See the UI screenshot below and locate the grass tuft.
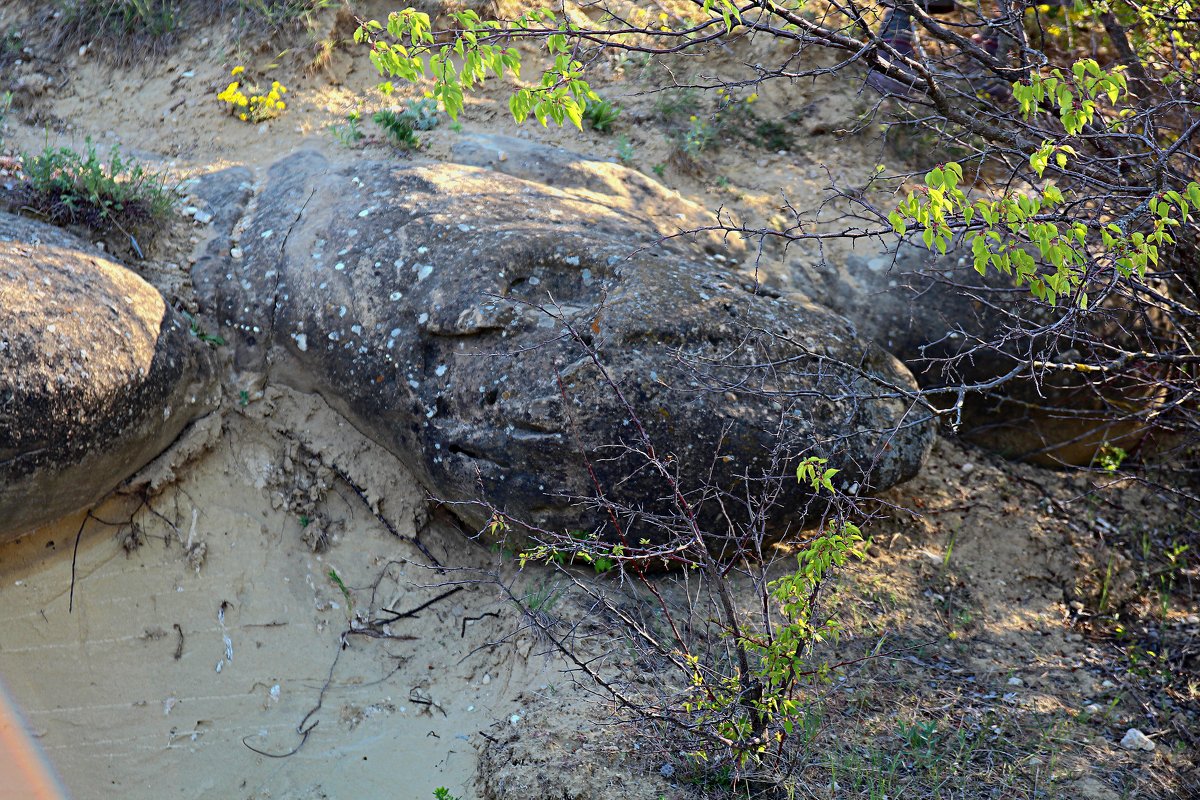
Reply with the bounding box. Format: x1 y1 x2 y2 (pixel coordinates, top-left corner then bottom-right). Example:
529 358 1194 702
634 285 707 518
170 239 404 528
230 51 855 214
373 98 441 150
9 139 175 254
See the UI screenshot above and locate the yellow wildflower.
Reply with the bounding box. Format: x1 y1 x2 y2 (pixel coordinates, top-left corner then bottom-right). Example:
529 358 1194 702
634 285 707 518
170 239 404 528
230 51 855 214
238 112 248 121
746 93 758 104
231 65 245 76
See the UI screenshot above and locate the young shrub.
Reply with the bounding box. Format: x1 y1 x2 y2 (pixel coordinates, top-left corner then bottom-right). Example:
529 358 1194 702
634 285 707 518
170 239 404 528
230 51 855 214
583 97 621 133
12 138 175 254
329 110 365 147
373 98 441 149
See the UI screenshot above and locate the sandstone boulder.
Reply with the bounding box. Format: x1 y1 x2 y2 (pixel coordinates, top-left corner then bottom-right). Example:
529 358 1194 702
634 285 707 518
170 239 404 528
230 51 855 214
806 241 1159 464
448 132 747 261
0 213 220 541
196 151 934 548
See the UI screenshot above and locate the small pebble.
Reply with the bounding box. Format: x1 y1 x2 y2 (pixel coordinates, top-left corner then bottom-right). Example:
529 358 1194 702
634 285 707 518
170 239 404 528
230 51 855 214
1120 728 1155 751
1007 676 1023 687
961 462 975 473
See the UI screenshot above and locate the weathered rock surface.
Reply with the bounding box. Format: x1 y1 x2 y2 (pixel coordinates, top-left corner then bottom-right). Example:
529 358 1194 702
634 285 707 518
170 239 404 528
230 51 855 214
196 150 934 548
448 132 748 264
0 212 220 541
804 241 1158 464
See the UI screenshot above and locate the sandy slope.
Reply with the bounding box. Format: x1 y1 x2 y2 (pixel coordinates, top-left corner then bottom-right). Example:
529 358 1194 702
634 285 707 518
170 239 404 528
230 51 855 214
0 386 571 799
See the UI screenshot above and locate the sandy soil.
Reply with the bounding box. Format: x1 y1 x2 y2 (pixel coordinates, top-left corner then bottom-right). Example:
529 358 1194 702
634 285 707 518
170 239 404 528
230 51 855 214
0 2 1196 799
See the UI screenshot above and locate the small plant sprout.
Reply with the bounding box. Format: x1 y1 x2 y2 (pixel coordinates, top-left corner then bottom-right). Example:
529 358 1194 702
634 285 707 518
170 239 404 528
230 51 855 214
328 568 353 610
183 312 225 347
582 97 621 132
330 110 364 147
615 135 635 165
521 578 563 614
1097 443 1128 473
373 98 441 149
679 114 716 156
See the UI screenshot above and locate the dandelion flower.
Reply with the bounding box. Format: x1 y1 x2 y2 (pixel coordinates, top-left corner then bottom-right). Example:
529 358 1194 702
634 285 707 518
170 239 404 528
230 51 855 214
231 66 245 76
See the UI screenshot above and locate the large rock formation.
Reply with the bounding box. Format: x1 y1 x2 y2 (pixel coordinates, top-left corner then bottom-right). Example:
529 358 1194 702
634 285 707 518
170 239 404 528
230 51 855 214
0 213 220 541
196 149 934 548
806 241 1160 464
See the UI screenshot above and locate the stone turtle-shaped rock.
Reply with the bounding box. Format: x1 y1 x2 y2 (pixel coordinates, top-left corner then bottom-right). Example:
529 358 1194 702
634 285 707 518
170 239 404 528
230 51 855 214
0 212 219 541
448 133 749 261
805 240 1161 465
198 151 934 549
